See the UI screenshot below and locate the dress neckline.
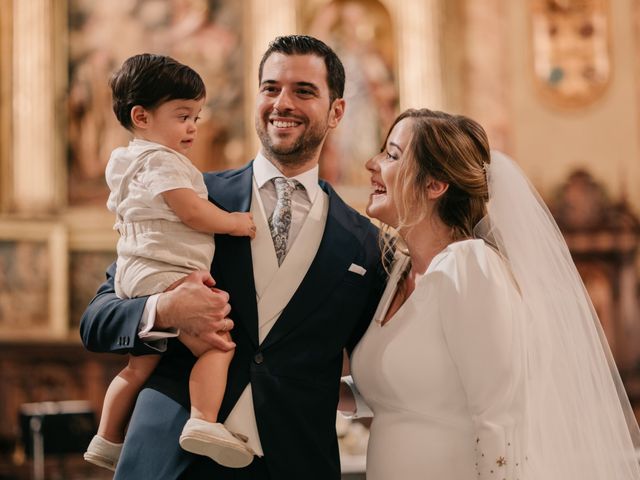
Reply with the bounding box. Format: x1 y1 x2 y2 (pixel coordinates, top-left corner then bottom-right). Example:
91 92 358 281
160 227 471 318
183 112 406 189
374 253 413 328
375 239 480 328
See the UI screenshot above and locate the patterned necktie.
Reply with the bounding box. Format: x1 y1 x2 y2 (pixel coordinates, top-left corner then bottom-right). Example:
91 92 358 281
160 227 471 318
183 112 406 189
269 177 300 266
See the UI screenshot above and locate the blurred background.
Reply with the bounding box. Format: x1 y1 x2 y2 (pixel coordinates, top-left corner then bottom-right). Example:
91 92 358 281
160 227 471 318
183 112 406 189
1 0 640 478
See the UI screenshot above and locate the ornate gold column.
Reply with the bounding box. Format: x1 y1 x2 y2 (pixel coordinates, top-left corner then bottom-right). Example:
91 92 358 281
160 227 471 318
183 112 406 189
391 0 444 111
10 0 66 215
0 0 12 213
244 0 297 156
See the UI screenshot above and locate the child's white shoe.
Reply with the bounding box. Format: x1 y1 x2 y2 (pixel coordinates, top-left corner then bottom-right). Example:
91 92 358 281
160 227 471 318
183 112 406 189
179 418 254 468
83 435 122 471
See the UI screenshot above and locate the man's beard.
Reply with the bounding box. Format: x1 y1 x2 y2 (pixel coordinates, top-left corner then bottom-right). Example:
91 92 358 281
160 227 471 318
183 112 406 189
256 116 328 167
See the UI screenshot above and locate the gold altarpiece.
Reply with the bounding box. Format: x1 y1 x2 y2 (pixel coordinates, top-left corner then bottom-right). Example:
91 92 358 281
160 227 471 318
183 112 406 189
0 0 445 341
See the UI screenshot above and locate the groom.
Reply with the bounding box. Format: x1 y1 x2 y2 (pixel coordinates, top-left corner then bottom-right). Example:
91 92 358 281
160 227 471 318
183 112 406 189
80 35 385 479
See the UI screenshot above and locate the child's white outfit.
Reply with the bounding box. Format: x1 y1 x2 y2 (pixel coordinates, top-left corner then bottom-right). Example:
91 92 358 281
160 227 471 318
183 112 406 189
85 139 253 470
105 139 215 298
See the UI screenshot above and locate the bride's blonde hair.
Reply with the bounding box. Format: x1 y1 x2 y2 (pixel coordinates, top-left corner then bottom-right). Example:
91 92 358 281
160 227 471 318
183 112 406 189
380 109 491 263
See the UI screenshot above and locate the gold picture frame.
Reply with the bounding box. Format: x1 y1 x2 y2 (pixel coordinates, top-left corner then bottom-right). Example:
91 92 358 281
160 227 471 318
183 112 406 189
0 220 68 340
529 0 612 109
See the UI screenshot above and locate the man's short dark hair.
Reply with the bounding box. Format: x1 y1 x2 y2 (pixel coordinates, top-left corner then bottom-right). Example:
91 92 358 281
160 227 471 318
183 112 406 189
258 35 345 104
109 53 206 130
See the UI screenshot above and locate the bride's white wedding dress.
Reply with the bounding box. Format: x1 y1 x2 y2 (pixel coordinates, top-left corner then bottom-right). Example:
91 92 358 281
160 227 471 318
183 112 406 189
350 239 525 480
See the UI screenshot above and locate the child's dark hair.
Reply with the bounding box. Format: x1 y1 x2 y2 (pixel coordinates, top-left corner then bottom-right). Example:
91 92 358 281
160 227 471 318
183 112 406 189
109 53 206 130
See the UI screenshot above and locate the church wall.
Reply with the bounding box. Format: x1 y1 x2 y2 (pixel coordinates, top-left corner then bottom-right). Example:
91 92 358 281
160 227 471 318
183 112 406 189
506 0 640 209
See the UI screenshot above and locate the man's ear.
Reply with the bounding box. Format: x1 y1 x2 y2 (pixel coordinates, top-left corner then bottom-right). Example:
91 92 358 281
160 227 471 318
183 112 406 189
426 178 449 200
131 105 149 130
328 98 345 129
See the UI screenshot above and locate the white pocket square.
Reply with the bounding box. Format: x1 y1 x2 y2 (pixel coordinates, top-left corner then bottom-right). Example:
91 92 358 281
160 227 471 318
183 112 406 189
348 263 367 276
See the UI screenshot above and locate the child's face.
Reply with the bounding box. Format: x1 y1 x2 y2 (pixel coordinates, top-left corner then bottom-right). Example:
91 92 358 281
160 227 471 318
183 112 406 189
135 98 205 155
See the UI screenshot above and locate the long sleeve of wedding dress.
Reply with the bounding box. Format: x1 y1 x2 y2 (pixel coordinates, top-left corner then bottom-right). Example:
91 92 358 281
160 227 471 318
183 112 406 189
438 242 525 479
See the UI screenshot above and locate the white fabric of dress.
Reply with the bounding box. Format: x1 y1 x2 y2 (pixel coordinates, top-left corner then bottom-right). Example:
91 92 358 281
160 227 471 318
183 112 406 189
350 239 526 480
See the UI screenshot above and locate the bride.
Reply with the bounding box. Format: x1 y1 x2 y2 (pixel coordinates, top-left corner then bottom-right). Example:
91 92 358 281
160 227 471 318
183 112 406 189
340 108 640 479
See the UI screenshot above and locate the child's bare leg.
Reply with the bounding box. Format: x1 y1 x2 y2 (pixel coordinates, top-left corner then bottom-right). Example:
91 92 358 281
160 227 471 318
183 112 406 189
179 333 253 467
180 332 234 422
97 354 161 442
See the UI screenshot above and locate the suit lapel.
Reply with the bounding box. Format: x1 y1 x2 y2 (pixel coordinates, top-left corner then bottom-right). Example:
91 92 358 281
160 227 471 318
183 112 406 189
249 182 279 299
203 164 253 213
260 184 363 351
206 164 259 348
256 188 327 343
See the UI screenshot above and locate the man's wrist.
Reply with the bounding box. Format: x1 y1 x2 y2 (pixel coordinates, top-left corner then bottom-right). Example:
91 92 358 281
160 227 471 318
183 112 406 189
138 293 178 351
154 291 173 331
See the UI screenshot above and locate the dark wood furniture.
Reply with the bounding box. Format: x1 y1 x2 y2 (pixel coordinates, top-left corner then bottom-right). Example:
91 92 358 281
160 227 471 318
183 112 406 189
0 341 126 479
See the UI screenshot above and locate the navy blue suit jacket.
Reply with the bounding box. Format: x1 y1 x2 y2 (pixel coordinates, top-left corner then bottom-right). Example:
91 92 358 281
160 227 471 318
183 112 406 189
80 162 385 479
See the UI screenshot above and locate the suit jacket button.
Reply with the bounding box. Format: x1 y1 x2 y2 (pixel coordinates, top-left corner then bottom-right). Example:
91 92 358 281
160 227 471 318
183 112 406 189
254 353 264 365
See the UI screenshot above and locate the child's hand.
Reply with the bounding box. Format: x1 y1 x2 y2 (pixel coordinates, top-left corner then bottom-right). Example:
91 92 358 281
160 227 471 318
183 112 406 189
230 212 256 238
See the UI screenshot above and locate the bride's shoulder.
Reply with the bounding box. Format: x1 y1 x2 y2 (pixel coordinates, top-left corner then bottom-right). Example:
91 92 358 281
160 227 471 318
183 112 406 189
426 239 514 294
429 238 497 273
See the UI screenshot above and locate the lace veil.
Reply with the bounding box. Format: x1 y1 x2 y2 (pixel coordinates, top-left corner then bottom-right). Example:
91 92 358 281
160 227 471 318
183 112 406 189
474 151 640 479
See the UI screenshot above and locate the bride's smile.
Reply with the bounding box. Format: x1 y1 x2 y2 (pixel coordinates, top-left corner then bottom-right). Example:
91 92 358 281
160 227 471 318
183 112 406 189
365 118 413 228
